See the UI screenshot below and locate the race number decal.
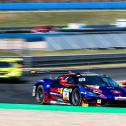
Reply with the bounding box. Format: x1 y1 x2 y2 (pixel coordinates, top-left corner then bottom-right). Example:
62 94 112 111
63 88 69 100
78 78 86 82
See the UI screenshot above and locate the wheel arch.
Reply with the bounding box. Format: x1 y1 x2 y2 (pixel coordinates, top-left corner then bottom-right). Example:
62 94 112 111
33 81 44 97
71 86 81 93
34 79 54 96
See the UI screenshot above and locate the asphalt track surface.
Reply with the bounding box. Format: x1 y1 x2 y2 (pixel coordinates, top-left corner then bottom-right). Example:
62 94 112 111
0 67 126 105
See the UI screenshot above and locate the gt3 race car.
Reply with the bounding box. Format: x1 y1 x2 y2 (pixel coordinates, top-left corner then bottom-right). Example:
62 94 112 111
0 58 25 80
32 72 126 106
31 26 63 33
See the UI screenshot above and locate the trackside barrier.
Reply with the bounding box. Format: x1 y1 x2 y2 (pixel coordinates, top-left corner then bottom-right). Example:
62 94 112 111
1 2 126 10
29 53 126 67
1 53 126 67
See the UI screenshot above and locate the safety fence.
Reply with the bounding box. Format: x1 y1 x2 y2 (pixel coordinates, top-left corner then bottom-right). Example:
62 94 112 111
0 31 126 50
29 53 126 67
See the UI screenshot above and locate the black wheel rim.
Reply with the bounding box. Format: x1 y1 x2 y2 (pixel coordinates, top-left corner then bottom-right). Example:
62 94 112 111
72 90 81 106
36 86 44 103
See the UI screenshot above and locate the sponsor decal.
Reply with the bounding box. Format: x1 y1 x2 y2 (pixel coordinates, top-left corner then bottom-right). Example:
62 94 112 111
50 92 62 96
46 85 50 88
110 90 121 95
78 77 86 82
32 86 36 96
97 99 102 104
69 89 72 93
50 88 63 94
63 88 70 101
115 97 126 101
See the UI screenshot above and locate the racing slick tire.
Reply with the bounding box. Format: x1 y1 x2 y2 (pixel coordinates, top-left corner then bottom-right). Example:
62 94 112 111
36 85 45 104
71 88 82 106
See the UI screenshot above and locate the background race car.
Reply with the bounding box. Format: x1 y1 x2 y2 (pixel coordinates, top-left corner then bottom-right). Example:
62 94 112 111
0 58 25 80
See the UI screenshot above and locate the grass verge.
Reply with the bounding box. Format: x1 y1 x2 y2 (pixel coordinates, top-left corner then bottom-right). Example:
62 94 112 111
0 10 126 27
0 49 126 56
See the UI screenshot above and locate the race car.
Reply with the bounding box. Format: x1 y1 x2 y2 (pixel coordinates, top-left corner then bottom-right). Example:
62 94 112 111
0 58 25 80
32 72 126 106
31 26 53 33
31 25 64 33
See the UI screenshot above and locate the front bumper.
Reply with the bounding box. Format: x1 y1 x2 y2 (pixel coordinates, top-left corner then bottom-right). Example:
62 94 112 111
104 97 126 106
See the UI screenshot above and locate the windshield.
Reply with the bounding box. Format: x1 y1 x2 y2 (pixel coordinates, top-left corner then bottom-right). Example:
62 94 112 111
78 76 118 87
101 77 118 87
0 62 11 68
78 76 102 86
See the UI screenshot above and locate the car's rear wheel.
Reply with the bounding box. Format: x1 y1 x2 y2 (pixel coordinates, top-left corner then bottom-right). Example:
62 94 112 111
36 85 45 104
71 88 82 106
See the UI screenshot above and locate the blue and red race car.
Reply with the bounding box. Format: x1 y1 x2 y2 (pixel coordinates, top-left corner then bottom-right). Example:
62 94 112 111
32 72 126 106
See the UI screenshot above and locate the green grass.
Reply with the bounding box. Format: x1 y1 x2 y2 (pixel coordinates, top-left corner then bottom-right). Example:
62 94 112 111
0 49 126 56
29 49 126 55
27 49 126 56
0 10 126 27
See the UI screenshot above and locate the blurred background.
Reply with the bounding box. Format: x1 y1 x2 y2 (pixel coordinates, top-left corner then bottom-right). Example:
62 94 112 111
0 0 126 68
0 1 126 56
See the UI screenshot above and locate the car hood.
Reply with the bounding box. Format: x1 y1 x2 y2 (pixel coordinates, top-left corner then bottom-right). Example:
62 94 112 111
100 86 126 96
86 85 126 97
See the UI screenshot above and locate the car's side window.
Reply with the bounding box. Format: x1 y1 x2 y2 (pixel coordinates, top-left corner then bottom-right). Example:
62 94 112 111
65 75 75 84
0 62 11 68
82 76 102 85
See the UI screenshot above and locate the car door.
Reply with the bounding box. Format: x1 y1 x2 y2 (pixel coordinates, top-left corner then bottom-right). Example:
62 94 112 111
61 75 76 102
49 79 64 102
49 75 76 102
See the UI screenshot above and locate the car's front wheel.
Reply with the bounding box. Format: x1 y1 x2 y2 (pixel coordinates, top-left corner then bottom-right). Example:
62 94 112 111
36 85 45 104
71 88 82 106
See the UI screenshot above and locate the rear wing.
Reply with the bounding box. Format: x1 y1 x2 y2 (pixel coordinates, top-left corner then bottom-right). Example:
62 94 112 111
29 69 77 79
30 69 97 79
30 69 96 75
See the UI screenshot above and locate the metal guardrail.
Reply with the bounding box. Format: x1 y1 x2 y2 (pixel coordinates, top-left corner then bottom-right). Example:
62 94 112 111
1 25 126 34
1 53 126 67
22 53 126 67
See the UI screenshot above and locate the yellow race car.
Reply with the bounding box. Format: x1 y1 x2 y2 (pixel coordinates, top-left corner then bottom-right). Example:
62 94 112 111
0 58 24 80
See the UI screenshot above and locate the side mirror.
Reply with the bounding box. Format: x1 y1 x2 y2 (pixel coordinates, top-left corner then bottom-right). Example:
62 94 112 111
122 81 126 85
60 80 68 83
